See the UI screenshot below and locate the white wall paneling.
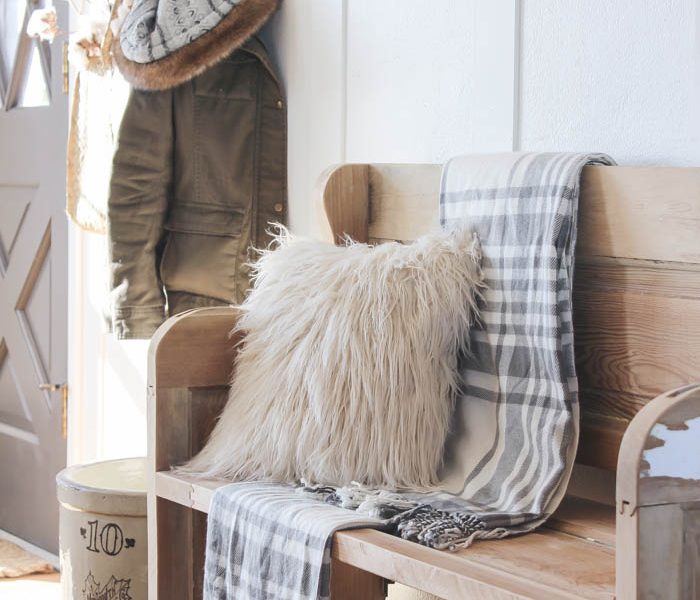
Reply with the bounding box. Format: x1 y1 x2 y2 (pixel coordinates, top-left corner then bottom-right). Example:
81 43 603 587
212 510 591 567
345 0 519 162
262 0 348 237
265 0 520 236
518 0 700 165
265 0 699 239
473 0 521 152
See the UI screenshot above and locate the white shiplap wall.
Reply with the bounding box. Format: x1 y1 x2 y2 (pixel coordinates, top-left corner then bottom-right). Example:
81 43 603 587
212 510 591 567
263 0 699 237
262 0 521 237
518 0 700 165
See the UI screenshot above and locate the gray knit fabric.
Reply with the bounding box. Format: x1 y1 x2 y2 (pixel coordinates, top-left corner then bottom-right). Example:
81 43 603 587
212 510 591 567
119 0 243 63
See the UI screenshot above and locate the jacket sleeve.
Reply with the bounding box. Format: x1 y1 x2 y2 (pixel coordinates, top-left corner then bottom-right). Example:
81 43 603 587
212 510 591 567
108 87 173 339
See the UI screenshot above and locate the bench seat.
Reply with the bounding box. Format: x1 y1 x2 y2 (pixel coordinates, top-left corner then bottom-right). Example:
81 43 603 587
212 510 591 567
154 471 615 600
333 528 614 600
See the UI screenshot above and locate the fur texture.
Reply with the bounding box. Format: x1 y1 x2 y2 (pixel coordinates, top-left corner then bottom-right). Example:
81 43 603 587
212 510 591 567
114 0 279 90
183 228 484 489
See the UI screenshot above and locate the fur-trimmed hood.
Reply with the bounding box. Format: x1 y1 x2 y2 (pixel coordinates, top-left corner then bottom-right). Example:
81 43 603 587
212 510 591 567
115 0 279 90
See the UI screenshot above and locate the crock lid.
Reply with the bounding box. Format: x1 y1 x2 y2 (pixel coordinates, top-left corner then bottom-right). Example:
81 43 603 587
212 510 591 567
56 457 147 517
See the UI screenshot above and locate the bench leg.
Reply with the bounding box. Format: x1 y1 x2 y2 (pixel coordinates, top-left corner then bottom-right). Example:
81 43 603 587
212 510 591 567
330 556 386 599
149 497 207 600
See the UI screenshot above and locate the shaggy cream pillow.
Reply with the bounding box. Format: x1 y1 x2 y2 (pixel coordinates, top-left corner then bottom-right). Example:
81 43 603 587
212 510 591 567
185 228 483 489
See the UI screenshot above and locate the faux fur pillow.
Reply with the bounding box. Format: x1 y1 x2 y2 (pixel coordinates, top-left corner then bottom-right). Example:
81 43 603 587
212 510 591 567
185 228 483 489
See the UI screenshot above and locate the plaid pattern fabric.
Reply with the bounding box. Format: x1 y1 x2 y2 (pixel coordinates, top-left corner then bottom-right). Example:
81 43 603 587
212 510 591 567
204 483 382 600
203 152 616 598
438 152 615 523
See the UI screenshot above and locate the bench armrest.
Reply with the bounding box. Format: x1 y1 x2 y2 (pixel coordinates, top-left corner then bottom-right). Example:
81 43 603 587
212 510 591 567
616 384 700 599
147 307 242 472
617 383 700 513
147 307 241 600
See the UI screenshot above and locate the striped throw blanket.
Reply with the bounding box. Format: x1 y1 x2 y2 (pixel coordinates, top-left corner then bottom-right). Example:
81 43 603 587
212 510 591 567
204 483 383 600
203 152 615 599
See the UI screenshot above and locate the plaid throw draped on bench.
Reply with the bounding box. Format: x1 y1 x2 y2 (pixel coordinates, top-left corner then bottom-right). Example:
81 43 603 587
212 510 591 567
204 483 383 600
203 152 615 599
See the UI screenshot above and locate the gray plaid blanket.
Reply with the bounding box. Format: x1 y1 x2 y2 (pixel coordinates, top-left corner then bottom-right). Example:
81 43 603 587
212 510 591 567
204 152 615 598
204 483 382 600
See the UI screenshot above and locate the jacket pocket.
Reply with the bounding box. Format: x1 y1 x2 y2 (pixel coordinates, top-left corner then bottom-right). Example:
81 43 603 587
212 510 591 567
159 204 250 304
193 56 258 100
192 59 258 209
165 203 246 237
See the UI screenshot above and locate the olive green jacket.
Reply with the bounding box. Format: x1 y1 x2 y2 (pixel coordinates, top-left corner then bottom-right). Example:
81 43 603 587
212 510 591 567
108 37 286 339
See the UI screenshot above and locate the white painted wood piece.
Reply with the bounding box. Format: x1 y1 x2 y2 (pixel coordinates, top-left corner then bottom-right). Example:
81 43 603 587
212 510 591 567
472 0 520 152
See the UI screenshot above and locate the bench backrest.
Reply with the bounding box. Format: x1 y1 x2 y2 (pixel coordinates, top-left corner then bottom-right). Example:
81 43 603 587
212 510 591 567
318 163 700 471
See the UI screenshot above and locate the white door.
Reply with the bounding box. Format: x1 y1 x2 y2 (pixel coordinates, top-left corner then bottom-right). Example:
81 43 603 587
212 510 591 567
0 0 68 554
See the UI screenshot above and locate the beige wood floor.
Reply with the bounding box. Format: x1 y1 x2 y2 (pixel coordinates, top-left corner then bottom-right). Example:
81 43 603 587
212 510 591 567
0 571 60 600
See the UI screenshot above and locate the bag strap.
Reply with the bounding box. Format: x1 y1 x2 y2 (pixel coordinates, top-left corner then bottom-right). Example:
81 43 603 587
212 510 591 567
101 0 123 64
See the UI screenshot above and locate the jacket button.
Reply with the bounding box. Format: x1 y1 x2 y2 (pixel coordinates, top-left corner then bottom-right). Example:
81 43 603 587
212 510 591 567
274 203 284 213
276 100 283 109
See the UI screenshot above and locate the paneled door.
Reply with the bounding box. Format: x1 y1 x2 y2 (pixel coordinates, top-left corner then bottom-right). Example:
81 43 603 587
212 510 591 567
0 0 68 553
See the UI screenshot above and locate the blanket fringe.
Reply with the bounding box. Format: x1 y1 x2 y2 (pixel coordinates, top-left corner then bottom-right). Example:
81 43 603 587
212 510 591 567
297 481 417 517
390 504 493 551
297 482 505 551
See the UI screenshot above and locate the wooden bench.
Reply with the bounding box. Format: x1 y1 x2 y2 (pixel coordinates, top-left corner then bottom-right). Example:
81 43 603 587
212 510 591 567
147 163 700 600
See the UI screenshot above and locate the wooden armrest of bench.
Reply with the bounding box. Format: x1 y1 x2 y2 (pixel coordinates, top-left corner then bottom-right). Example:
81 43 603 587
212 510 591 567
617 383 700 512
146 308 243 600
148 306 242 389
147 307 242 472
616 383 700 599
